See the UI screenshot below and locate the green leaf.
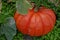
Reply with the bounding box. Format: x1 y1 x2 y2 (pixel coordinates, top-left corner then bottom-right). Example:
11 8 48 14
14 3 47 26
0 17 16 40
16 0 32 14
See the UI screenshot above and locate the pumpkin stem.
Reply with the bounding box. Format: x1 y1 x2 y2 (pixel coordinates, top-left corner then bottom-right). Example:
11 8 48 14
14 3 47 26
34 6 39 12
30 2 39 12
27 0 39 12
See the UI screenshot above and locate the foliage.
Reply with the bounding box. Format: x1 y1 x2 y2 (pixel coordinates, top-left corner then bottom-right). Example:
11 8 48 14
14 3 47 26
0 0 60 40
16 0 32 14
0 1 16 40
0 17 16 40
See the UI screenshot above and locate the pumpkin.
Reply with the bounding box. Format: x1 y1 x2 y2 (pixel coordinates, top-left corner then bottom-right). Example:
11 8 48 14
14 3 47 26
14 7 56 36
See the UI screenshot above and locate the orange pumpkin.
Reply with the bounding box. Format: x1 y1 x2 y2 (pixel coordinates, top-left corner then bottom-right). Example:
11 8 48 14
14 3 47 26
14 7 56 36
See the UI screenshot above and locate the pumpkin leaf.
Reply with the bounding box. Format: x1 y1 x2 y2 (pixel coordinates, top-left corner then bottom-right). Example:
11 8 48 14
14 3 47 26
16 0 32 14
0 17 16 40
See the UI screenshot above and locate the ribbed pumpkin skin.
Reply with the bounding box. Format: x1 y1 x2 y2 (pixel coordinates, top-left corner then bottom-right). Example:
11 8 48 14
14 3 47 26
14 7 56 36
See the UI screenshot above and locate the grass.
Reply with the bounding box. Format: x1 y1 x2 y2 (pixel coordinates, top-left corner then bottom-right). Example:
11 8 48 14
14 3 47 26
0 1 60 40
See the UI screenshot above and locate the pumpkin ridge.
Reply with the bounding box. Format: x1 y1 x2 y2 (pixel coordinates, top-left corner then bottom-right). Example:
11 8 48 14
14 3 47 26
38 13 44 36
35 14 43 36
44 9 56 23
33 14 39 36
45 14 52 34
16 15 24 32
26 14 34 36
45 14 54 32
46 13 54 25
46 13 55 23
28 14 36 36
35 14 37 36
